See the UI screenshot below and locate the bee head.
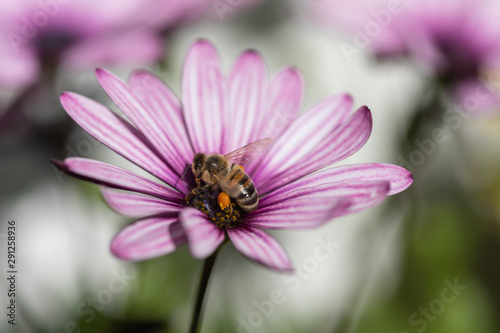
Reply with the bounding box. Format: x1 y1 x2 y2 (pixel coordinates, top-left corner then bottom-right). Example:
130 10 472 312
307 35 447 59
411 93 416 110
192 153 206 176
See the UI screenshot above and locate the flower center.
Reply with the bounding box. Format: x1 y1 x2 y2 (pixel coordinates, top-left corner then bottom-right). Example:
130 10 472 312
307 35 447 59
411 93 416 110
185 185 245 229
434 33 481 83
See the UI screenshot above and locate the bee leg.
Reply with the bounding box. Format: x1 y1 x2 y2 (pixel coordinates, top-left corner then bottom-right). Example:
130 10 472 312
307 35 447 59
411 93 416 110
195 177 201 188
217 192 232 213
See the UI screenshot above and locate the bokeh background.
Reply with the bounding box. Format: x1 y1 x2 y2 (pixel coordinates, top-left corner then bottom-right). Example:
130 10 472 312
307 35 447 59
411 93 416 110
1 0 500 332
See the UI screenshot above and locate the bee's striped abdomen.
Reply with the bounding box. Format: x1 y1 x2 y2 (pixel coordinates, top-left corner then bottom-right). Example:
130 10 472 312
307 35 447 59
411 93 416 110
223 164 259 212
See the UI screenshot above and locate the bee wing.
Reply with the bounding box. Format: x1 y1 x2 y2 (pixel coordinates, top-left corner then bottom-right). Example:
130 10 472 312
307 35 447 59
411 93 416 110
224 138 273 166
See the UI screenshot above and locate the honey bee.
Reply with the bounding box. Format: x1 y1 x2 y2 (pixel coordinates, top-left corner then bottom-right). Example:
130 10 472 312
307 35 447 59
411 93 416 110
190 138 272 213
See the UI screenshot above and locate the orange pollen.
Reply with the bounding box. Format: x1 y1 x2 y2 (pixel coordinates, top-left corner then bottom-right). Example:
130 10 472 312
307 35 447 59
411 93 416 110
238 165 244 170
217 192 231 211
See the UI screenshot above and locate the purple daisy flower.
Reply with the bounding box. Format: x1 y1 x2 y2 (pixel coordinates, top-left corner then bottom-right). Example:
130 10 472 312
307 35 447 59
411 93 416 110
312 0 500 113
0 0 159 88
0 0 263 89
52 40 413 273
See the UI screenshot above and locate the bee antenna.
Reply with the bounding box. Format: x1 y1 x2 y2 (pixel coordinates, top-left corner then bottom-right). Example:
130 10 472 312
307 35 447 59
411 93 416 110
175 164 191 188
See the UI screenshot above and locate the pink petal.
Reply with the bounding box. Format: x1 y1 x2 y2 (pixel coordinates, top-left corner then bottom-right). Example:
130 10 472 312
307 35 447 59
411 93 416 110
250 94 358 193
111 217 187 261
245 194 348 229
257 67 304 140
251 181 390 229
101 187 184 218
60 92 185 191
334 182 391 216
62 30 163 69
128 70 194 165
182 39 226 153
259 182 390 221
268 163 413 198
227 226 293 273
53 157 183 202
258 106 372 195
296 106 373 173
95 69 190 177
257 181 390 216
0 46 38 88
179 208 225 259
224 50 267 153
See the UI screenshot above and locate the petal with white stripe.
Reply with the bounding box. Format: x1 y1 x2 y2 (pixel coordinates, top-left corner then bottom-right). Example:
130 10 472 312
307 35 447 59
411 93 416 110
101 187 184 218
249 94 354 191
128 69 194 166
257 67 303 140
224 50 267 152
95 68 191 176
60 92 182 189
179 208 225 259
182 40 225 153
253 105 372 195
227 226 293 273
259 182 391 221
110 217 187 261
52 157 184 202
268 163 413 199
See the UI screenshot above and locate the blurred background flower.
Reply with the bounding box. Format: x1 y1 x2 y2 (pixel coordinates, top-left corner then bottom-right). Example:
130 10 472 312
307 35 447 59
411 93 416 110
0 0 264 90
311 0 500 114
2 0 500 332
0 0 262 144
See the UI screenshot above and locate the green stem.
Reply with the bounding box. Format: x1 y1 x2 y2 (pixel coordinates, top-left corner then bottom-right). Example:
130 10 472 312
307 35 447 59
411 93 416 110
189 251 219 333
